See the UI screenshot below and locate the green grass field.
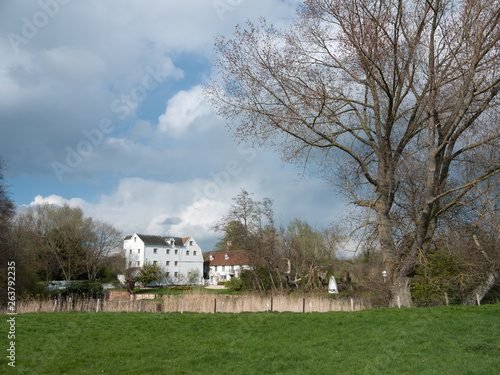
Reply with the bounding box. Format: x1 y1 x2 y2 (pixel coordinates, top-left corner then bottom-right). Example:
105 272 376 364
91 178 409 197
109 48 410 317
2 304 499 374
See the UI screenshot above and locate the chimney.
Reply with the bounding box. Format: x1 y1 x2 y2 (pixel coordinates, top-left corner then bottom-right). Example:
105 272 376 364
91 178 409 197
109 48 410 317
226 241 233 251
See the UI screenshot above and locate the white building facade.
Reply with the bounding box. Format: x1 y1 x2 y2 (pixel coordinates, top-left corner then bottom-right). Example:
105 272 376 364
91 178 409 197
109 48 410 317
206 250 252 285
123 233 204 286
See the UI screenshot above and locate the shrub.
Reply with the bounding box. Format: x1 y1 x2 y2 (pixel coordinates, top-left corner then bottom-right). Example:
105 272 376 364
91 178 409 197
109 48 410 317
225 277 243 292
63 281 103 299
411 249 464 306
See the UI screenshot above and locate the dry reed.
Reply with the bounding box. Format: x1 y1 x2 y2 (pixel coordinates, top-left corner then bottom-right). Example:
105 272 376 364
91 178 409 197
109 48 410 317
4 292 371 314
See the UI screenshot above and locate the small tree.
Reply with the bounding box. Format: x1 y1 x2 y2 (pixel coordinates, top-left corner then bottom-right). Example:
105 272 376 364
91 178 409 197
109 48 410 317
139 262 165 287
122 267 140 294
187 268 201 286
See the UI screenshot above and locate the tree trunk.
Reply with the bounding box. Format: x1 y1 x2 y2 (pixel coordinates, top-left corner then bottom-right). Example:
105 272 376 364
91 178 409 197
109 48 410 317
463 235 499 305
389 274 412 307
463 269 500 305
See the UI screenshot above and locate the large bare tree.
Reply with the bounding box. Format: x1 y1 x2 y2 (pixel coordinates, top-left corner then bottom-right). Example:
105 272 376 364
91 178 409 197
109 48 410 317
207 0 500 306
84 220 122 281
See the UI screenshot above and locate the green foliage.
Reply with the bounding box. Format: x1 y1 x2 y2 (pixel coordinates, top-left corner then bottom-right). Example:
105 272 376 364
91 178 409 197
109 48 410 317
63 280 103 299
225 277 243 292
139 262 164 285
411 249 465 306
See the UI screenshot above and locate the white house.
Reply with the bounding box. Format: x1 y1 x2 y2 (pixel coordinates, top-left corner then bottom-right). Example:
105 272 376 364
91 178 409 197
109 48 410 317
205 249 252 285
123 233 204 286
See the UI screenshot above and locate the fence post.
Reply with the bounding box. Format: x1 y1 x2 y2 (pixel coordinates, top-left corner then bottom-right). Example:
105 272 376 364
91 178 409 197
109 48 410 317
476 293 480 306
397 295 401 308
302 298 305 313
270 297 273 312
241 297 244 313
222 301 224 313
181 299 184 314
309 301 312 313
214 298 217 314
139 300 142 312
350 298 354 312
444 293 449 306
53 299 57 312
96 298 100 313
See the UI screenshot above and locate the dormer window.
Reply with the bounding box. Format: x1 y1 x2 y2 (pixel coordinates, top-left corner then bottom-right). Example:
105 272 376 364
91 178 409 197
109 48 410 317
170 239 175 245
225 254 229 261
134 236 136 242
209 255 214 261
189 240 193 246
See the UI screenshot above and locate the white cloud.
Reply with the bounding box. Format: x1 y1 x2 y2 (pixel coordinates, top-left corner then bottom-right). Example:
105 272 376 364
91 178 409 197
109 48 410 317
26 177 232 251
158 85 214 136
25 167 345 252
29 194 88 209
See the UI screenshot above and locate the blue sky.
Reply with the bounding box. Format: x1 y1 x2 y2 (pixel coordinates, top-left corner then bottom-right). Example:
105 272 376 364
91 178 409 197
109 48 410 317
1 0 349 252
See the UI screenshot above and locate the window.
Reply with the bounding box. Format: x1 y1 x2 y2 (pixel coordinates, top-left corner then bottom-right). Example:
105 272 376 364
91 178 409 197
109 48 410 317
134 237 136 242
166 272 170 277
128 261 131 267
175 249 178 255
222 266 225 272
174 261 178 266
214 266 217 272
189 240 193 246
153 261 158 265
153 248 157 254
186 250 190 256
166 249 170 255
138 249 140 254
174 272 178 277
166 261 170 266
137 261 140 266
129 249 132 254
194 251 197 256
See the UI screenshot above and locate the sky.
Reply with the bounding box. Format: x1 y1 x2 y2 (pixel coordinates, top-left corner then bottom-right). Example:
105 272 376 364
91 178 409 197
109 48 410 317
0 0 349 252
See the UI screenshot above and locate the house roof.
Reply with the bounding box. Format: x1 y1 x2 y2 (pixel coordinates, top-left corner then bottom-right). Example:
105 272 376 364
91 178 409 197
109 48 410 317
125 234 188 246
206 250 250 266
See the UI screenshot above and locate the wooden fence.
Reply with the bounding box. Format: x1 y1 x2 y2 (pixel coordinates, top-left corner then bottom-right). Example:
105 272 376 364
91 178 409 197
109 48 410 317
6 293 371 314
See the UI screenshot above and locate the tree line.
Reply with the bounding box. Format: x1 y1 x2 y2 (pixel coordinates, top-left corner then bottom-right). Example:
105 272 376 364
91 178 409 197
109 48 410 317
215 189 499 306
0 158 123 298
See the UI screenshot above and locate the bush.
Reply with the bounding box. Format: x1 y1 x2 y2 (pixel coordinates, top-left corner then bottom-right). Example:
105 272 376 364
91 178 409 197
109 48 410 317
225 277 243 292
411 249 464 306
63 281 103 299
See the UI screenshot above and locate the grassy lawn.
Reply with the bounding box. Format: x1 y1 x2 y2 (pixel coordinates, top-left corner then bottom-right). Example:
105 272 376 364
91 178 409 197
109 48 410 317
2 304 499 374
